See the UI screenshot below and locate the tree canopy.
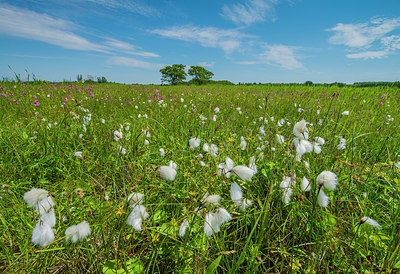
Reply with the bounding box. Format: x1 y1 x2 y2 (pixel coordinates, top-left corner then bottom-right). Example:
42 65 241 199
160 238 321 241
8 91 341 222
188 66 214 85
159 64 186 85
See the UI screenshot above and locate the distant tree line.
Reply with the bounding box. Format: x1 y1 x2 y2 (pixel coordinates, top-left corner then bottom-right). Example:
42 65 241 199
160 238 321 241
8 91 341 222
76 74 107 83
160 64 217 85
236 81 400 87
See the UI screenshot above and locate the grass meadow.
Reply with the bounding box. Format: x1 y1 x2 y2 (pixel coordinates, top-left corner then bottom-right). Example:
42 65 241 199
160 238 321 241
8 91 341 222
0 82 399 273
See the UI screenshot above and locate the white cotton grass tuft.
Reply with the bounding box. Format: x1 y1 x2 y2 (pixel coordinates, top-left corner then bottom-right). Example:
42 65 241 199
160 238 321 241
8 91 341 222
65 221 92 243
203 143 219 157
126 205 149 231
24 188 56 223
168 160 177 170
315 137 325 146
127 192 144 206
113 130 122 141
313 143 322 154
280 176 294 205
248 156 257 174
317 188 330 207
337 137 346 150
230 182 252 211
341 110 350 116
240 136 247 150
159 148 165 157
189 137 201 149
204 207 232 237
202 193 221 206
232 165 256 181
179 219 190 237
316 171 338 190
31 220 55 247
293 119 309 140
40 208 56 228
301 177 311 192
217 157 234 178
360 217 382 230
158 161 177 181
275 134 285 144
23 188 50 209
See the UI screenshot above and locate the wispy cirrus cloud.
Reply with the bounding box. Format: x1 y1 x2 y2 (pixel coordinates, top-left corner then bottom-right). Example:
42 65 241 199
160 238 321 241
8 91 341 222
109 56 164 70
0 4 108 52
198 62 214 67
221 0 278 25
0 4 160 61
150 25 250 53
346 50 389 59
83 0 160 17
327 17 400 59
104 38 160 57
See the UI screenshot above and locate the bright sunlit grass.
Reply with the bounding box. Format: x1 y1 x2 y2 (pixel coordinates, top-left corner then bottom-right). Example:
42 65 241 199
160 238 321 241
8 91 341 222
0 82 399 272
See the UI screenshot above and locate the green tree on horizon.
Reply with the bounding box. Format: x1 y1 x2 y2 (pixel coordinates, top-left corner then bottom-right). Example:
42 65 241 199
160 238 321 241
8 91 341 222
160 64 187 85
188 66 214 85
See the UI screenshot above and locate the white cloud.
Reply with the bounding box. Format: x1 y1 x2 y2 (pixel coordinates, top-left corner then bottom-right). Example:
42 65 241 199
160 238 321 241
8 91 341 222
151 25 249 53
327 17 400 60
260 45 304 70
109 56 163 70
381 35 400 50
84 0 160 17
346 50 389 59
198 62 214 67
0 4 108 52
0 4 160 60
236 61 261 65
104 38 160 57
221 0 277 25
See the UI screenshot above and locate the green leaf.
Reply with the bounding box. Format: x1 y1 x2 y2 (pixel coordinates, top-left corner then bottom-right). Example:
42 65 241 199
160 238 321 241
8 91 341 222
205 255 222 274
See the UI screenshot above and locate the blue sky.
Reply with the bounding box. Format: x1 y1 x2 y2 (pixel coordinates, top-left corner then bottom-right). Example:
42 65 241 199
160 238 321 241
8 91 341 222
1 0 399 84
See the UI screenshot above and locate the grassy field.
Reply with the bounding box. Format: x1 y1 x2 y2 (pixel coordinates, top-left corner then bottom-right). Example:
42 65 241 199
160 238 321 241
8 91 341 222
1 82 399 272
